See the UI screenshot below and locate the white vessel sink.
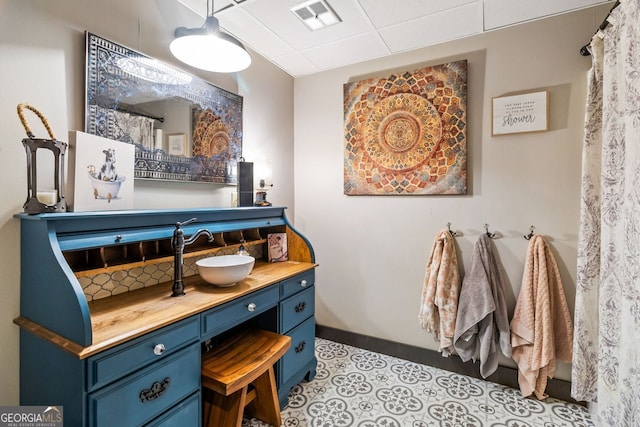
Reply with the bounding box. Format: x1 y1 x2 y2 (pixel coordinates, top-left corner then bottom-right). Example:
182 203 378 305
196 255 255 287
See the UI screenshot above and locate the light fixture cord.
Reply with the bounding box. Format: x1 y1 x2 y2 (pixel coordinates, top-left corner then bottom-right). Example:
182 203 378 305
203 0 213 29
137 0 141 50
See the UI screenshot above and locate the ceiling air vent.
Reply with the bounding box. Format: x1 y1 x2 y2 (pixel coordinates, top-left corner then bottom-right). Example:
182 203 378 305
291 0 341 31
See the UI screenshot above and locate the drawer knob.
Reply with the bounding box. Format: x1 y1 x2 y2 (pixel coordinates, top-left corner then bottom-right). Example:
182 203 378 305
300 279 308 287
115 235 122 242
295 302 306 313
153 343 166 356
247 302 257 312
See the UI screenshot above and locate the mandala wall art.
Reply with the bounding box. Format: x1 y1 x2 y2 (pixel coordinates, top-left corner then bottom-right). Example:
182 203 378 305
344 60 467 195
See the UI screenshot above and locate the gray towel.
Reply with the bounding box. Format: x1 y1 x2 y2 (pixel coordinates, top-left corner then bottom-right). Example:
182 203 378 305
454 234 511 378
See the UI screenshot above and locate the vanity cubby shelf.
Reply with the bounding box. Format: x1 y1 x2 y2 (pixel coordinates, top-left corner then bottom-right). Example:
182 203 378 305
15 207 318 426
65 228 273 275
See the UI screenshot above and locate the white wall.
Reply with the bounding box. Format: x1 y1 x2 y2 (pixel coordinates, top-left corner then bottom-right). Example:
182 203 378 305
0 0 293 405
293 5 610 382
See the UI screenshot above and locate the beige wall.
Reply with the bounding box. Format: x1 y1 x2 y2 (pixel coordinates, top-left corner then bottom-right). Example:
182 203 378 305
293 5 610 382
0 0 294 404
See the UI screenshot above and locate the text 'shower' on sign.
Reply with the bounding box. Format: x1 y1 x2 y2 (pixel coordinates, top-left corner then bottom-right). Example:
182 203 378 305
492 91 549 135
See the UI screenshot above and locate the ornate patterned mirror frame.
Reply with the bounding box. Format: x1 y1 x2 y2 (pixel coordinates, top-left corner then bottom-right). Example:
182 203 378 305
85 32 243 184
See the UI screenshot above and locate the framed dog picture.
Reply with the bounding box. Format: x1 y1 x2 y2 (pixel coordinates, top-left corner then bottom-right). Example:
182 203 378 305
67 131 135 212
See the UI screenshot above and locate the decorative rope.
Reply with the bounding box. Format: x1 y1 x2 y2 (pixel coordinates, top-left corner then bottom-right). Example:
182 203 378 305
16 103 56 140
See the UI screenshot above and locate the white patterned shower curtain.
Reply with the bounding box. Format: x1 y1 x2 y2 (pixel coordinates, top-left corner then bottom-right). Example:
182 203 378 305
572 1 640 425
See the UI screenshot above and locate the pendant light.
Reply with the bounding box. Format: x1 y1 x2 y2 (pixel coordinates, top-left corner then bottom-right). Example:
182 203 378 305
170 0 251 73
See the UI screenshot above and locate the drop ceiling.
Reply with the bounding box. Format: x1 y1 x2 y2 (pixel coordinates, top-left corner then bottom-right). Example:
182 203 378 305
177 0 611 77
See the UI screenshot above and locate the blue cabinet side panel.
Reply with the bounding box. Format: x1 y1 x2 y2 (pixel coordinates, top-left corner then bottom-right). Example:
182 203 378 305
20 220 91 345
20 330 86 426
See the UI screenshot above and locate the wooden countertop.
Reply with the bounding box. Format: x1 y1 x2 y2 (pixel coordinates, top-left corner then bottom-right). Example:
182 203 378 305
15 260 316 359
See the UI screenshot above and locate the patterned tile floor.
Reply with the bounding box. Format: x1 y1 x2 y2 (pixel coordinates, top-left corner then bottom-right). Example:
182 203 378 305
244 338 593 427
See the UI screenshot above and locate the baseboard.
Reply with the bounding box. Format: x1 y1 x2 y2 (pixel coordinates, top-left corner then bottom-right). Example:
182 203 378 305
315 324 582 406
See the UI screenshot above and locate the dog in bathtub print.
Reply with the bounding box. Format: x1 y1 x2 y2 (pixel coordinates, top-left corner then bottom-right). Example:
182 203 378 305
97 148 118 181
86 148 126 203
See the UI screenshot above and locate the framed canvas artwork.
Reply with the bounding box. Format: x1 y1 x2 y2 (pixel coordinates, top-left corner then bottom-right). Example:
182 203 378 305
343 60 467 195
67 131 135 212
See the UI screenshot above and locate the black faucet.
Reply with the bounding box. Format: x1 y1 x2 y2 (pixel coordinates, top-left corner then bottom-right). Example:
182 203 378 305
171 218 213 297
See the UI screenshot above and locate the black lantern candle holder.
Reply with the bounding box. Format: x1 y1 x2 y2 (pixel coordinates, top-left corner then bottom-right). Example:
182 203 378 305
17 103 67 214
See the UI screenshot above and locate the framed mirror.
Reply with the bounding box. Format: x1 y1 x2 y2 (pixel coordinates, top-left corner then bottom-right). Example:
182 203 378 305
85 32 243 184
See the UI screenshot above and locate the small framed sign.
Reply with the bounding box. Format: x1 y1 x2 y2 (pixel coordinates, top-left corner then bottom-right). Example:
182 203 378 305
492 91 549 136
167 133 187 156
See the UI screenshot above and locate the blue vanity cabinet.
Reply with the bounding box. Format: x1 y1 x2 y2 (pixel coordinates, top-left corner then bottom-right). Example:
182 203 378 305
18 315 203 427
201 285 280 340
85 317 201 426
87 344 201 426
86 317 200 392
145 393 201 427
278 270 318 407
15 207 317 426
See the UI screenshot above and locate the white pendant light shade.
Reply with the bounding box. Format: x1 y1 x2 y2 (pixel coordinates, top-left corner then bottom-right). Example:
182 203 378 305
170 15 251 73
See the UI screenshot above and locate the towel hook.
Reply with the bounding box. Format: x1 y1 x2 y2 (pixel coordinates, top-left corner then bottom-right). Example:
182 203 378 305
484 223 496 238
524 225 535 240
447 222 457 237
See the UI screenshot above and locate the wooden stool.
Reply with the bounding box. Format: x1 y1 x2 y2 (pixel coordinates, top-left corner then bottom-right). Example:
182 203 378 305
201 329 291 427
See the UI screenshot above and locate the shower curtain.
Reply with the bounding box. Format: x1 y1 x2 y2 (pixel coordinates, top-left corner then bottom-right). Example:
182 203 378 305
572 1 640 425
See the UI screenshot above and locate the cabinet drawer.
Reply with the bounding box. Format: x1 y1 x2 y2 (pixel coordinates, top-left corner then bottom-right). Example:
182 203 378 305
280 286 315 333
88 344 200 427
201 285 278 339
145 392 200 427
280 270 315 300
87 317 200 391
280 316 315 385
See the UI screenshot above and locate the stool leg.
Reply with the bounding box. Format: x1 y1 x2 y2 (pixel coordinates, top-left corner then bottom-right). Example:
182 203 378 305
246 366 281 427
202 388 214 426
205 386 248 427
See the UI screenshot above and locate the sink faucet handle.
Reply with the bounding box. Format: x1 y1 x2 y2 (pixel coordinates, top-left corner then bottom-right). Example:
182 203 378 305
176 217 197 228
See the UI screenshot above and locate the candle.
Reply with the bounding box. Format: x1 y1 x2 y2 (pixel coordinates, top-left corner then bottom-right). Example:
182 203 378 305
36 190 57 206
154 129 163 151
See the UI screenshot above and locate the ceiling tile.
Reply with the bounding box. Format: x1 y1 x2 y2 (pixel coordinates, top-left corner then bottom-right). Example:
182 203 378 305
300 31 389 71
241 0 374 51
484 0 611 30
378 2 483 53
358 0 479 28
271 52 321 77
217 7 295 58
176 0 235 16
